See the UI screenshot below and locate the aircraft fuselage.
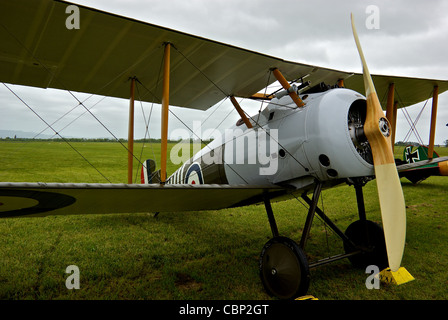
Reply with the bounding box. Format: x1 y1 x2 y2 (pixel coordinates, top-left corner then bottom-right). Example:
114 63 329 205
167 88 375 191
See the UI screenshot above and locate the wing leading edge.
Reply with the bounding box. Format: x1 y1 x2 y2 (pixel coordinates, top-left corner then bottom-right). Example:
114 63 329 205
1 0 447 111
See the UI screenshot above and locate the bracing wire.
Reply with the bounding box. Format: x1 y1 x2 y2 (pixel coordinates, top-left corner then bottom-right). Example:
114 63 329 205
48 95 108 139
393 88 423 145
320 191 331 257
401 90 433 145
167 107 250 184
238 102 310 172
172 45 229 98
200 97 229 130
3 17 309 184
173 46 310 172
289 188 339 253
256 71 272 124
134 81 159 183
0 21 162 181
2 83 112 183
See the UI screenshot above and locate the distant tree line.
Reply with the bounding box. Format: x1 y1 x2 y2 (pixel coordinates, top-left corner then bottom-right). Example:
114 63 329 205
1 136 444 146
395 141 447 147
0 137 158 143
0 137 213 144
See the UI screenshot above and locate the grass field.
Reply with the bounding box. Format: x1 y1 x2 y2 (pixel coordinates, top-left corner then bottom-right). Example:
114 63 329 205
0 141 447 300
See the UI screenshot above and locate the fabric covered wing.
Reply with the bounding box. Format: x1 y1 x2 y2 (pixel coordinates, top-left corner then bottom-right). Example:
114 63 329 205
345 74 448 108
1 0 447 111
0 182 284 218
0 0 350 110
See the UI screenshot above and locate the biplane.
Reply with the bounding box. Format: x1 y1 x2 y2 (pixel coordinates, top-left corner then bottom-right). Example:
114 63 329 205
1 0 448 299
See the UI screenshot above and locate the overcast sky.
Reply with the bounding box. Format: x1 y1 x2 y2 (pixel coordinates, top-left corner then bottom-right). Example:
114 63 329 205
1 0 447 144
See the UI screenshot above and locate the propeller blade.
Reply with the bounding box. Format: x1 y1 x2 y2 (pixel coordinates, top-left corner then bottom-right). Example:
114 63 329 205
351 14 406 272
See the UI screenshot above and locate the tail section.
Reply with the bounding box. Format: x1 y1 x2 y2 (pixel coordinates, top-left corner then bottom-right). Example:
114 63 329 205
141 159 161 184
403 145 437 164
398 145 448 184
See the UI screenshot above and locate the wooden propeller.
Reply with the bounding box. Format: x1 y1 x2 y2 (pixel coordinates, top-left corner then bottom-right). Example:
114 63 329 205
351 14 406 272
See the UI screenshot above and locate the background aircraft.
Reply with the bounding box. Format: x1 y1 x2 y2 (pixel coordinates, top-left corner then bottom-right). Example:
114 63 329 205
397 145 448 184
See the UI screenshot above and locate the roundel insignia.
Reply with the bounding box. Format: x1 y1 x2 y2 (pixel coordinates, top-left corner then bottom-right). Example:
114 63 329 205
184 162 204 185
0 189 76 217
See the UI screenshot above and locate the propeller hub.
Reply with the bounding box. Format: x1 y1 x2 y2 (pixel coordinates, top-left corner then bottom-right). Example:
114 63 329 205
378 117 391 137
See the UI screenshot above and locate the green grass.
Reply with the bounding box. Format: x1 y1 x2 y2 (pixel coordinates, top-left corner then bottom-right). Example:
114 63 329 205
0 140 183 183
0 141 447 300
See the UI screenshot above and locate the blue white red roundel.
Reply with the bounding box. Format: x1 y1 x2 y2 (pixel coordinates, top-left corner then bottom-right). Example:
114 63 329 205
184 162 204 185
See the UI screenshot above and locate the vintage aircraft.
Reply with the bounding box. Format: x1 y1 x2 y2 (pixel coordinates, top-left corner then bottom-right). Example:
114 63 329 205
397 145 448 184
1 0 448 299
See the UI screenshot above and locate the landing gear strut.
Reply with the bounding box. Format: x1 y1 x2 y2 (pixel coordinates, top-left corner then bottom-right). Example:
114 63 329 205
259 180 388 299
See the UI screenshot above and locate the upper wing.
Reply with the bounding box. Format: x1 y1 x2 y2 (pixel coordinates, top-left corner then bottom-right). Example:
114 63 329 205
0 0 350 110
1 0 447 111
344 74 447 108
0 182 285 218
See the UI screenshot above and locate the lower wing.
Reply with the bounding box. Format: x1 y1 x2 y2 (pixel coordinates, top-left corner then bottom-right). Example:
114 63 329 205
397 156 448 184
0 182 284 218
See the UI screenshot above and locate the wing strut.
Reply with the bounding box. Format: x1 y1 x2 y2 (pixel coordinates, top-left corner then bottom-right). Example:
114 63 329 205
272 68 305 108
385 83 396 152
128 77 136 184
160 43 171 183
230 96 253 129
428 85 439 159
392 101 398 149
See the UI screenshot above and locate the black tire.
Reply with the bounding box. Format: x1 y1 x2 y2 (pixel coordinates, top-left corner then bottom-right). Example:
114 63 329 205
259 236 310 300
344 220 388 270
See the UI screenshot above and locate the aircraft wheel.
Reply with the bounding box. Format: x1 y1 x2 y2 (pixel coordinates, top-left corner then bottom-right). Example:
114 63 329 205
259 236 310 300
344 220 388 270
